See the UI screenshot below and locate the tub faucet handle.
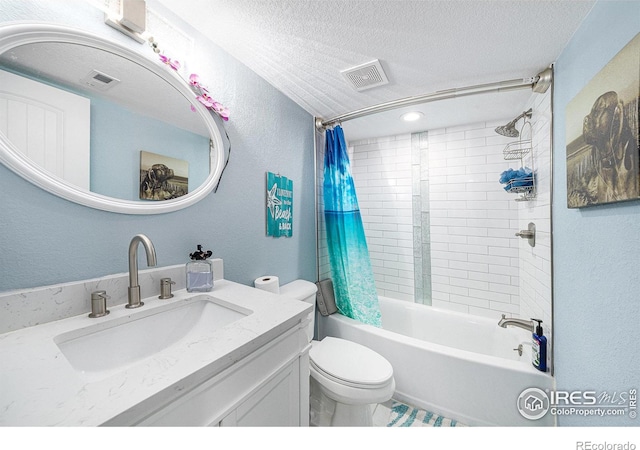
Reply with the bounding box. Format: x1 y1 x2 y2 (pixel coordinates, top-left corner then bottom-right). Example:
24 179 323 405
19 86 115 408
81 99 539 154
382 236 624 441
515 222 536 247
513 344 523 356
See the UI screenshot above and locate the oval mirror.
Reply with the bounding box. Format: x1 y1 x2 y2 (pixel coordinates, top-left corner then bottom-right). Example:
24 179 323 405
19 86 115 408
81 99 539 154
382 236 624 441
0 23 227 214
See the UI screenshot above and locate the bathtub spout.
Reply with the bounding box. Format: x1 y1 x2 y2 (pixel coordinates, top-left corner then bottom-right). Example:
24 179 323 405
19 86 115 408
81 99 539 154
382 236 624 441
498 314 534 333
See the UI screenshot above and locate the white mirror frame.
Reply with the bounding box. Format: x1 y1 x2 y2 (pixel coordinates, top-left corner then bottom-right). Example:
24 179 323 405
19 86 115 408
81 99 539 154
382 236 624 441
0 22 226 214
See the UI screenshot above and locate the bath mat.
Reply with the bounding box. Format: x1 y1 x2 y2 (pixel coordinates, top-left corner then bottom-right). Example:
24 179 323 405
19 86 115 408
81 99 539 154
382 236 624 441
387 401 466 427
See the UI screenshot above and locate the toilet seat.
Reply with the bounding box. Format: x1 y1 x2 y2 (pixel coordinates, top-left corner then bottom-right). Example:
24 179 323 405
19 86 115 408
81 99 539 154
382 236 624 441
309 337 394 389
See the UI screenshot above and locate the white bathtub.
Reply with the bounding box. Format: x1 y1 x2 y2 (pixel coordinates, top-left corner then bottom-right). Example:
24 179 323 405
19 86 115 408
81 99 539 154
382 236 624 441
318 296 555 426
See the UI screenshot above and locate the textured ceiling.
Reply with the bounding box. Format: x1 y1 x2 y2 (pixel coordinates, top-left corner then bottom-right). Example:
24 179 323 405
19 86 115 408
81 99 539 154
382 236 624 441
157 0 596 138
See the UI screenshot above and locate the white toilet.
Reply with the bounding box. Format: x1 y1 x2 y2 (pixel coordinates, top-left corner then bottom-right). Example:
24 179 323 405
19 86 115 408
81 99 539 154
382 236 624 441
279 280 395 426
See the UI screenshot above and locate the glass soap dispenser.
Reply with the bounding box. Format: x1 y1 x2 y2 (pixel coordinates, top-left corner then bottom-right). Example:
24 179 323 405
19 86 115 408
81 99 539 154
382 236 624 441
186 244 213 292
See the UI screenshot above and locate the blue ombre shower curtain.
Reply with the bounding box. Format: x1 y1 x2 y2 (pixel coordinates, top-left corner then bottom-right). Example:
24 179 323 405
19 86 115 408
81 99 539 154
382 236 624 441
324 125 381 327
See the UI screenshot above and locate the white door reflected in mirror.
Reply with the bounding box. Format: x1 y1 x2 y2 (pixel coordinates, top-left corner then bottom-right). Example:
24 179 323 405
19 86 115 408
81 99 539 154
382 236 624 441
0 69 91 190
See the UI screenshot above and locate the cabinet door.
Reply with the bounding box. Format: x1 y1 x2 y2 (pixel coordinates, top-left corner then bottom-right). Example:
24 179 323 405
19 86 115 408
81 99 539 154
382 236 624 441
132 325 309 427
220 360 300 427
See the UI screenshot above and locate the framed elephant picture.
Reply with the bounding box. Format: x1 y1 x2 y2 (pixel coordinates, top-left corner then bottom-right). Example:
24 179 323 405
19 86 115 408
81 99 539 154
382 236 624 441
139 151 189 201
565 32 640 208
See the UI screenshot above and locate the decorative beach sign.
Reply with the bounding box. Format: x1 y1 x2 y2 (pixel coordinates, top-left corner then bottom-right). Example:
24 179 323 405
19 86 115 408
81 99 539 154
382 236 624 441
266 172 293 237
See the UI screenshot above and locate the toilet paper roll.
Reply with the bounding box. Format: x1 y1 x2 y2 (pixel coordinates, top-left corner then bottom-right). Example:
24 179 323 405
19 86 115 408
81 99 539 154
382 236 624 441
254 276 280 294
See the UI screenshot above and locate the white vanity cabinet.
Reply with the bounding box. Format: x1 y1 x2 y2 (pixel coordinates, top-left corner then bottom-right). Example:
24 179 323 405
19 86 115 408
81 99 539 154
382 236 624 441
132 324 310 427
0 273 313 427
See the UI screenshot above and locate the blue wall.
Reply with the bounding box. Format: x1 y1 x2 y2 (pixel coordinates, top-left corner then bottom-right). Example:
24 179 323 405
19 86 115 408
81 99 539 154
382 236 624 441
553 0 640 426
0 0 316 291
89 96 210 200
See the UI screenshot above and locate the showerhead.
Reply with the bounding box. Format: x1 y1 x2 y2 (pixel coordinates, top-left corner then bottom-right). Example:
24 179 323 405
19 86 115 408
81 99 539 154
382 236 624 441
495 108 533 137
495 124 520 138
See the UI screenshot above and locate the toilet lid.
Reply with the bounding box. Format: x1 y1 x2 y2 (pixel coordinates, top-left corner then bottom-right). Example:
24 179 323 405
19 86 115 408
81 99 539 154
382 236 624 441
309 337 393 387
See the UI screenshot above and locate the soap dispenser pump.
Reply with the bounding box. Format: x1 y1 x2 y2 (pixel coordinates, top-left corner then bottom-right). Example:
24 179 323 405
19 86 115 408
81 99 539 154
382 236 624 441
186 244 213 293
531 319 547 372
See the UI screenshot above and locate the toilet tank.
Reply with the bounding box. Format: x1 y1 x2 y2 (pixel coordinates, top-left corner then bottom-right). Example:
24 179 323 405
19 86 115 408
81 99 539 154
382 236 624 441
279 280 317 341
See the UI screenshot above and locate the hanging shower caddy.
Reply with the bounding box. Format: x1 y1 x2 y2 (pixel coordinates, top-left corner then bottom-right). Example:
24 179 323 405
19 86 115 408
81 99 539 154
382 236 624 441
502 120 535 201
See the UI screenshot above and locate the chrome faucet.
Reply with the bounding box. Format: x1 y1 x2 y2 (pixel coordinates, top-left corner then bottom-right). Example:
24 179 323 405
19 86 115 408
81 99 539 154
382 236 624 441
498 314 534 333
127 234 157 309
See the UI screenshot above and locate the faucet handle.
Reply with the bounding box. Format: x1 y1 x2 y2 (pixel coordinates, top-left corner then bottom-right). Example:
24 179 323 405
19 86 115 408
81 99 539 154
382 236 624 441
159 278 175 299
89 290 110 318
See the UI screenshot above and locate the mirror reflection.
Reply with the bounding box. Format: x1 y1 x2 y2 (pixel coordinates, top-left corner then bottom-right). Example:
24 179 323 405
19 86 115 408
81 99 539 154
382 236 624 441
0 41 211 202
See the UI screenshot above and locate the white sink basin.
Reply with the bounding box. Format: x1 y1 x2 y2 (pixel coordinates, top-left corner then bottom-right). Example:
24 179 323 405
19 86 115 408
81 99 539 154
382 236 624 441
54 295 250 378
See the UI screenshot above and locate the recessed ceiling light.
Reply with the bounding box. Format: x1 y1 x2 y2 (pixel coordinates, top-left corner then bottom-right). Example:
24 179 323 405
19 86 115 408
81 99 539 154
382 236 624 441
401 111 424 122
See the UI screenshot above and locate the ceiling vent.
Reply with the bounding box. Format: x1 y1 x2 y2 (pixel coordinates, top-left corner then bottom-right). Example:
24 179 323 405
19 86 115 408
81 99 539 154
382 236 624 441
81 69 121 91
340 59 389 92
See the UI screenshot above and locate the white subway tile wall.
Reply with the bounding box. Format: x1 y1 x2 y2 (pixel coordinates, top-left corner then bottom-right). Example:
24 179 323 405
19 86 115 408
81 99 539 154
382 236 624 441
412 132 431 305
316 130 331 282
425 121 523 317
349 135 415 301
516 89 553 367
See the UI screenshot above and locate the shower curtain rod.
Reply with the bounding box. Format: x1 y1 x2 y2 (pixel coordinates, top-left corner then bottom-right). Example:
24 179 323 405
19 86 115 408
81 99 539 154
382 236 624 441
315 68 552 131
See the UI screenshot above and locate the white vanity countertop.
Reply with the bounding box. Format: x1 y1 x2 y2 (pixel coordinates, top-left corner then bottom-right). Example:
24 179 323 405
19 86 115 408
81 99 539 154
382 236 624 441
0 280 312 426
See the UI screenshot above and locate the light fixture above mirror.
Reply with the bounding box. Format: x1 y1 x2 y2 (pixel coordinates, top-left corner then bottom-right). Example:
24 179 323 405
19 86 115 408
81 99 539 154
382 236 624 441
105 0 147 44
0 22 228 214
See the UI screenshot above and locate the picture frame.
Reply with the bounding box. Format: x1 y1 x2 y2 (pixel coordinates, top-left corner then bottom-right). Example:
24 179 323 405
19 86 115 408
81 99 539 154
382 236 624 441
139 150 189 201
565 32 639 208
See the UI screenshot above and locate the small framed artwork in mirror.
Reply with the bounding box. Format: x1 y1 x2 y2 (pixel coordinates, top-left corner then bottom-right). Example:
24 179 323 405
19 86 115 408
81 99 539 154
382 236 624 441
139 150 189 201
